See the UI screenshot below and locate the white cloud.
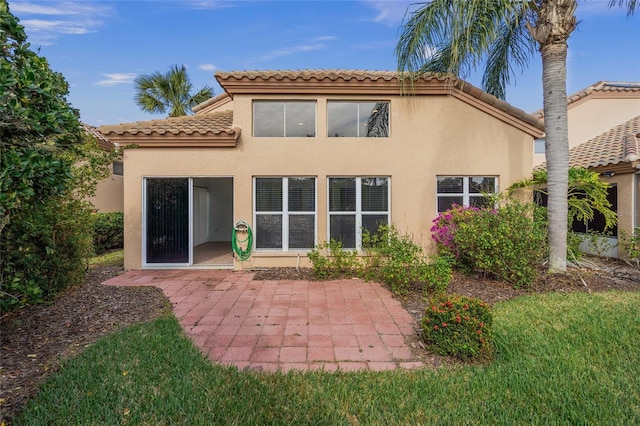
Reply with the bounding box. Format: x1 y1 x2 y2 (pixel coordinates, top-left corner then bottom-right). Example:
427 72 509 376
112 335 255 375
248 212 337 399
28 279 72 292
313 35 337 42
186 1 234 10
10 1 112 45
199 64 218 71
361 0 417 26
251 35 337 63
256 43 327 62
95 73 137 87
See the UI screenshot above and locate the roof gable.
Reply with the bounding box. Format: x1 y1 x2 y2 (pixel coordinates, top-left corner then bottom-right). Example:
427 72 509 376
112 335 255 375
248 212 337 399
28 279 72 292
193 92 232 114
215 70 544 137
83 123 115 151
538 116 640 172
533 81 640 118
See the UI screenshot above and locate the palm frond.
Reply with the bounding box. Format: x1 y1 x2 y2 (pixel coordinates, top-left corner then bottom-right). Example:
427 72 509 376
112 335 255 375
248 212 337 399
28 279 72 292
482 9 536 99
608 0 639 16
134 64 214 117
396 0 536 98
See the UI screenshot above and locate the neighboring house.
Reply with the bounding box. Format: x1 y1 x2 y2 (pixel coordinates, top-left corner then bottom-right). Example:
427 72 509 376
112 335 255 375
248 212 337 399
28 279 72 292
533 81 640 166
563 116 638 258
83 124 124 213
98 70 544 271
533 82 640 258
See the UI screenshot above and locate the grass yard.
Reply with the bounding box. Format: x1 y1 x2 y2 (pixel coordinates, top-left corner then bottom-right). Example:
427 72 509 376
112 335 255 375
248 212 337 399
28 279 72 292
88 249 124 268
13 291 640 425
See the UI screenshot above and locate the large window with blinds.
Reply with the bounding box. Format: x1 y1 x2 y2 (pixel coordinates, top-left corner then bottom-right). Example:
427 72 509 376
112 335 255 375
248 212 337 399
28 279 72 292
436 176 497 212
254 177 316 250
328 177 389 249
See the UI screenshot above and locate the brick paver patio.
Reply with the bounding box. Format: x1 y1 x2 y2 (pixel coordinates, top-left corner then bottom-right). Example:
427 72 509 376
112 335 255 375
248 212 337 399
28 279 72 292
103 270 424 373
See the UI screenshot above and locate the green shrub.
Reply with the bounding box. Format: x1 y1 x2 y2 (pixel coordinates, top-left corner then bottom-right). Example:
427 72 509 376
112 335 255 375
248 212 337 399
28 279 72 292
92 212 124 254
1 196 93 311
434 200 547 288
363 225 426 297
308 226 452 298
619 227 640 268
422 293 493 361
422 255 453 296
307 240 359 279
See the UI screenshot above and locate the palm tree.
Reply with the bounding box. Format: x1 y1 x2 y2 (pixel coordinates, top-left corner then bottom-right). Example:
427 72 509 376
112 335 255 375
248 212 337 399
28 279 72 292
134 64 213 117
396 0 637 273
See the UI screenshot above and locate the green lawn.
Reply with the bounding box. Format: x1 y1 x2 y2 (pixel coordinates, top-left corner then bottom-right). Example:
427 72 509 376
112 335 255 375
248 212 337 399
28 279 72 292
14 291 640 425
89 248 124 268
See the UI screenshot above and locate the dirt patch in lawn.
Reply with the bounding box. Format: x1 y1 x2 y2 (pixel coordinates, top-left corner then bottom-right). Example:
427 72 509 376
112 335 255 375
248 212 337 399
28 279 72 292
0 266 169 423
2 257 639 423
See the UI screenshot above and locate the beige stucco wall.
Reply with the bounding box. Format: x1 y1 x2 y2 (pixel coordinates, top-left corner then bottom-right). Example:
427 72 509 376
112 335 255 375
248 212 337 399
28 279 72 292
89 173 124 213
602 173 639 260
533 97 640 166
123 94 534 270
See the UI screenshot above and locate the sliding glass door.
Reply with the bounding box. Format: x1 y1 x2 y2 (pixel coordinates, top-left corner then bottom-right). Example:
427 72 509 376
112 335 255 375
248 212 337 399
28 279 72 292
145 178 189 264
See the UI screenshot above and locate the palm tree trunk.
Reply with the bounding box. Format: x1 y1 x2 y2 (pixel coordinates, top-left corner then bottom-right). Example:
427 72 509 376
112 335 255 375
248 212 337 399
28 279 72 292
541 42 569 273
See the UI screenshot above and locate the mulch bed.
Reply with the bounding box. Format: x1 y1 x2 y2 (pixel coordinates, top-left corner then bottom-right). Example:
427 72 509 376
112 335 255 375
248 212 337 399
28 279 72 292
2 258 639 423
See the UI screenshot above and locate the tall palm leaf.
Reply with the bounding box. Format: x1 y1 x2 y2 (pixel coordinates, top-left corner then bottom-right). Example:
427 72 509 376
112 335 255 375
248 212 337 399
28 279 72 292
396 0 637 273
134 64 213 117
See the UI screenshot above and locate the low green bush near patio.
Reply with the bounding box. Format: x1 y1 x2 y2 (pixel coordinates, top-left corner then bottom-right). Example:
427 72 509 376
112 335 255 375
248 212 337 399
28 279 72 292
308 225 453 297
13 291 640 425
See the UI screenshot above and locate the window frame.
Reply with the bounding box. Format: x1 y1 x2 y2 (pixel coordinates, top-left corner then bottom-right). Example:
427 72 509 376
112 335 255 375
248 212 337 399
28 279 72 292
112 161 123 176
327 176 390 249
327 101 390 138
253 176 317 251
252 101 317 137
436 176 498 213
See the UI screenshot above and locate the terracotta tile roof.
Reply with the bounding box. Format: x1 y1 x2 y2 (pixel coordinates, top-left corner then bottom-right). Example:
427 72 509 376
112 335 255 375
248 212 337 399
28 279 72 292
215 69 543 135
533 81 640 118
538 116 640 171
82 123 115 151
98 110 235 138
216 69 400 82
192 92 231 114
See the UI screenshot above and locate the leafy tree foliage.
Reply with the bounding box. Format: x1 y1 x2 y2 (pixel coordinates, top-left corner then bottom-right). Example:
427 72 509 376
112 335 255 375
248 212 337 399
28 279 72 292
1 0 82 232
1 1 114 310
509 167 617 231
134 64 214 117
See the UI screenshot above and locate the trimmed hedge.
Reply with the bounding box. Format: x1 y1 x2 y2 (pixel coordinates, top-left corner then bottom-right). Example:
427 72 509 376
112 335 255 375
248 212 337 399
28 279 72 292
92 212 124 255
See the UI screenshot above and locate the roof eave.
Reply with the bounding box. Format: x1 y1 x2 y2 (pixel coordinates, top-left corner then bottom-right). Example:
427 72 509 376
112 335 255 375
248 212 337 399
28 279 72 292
101 127 241 148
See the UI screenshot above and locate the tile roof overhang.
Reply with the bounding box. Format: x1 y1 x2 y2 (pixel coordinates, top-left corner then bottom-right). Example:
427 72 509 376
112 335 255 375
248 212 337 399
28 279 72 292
97 110 239 148
192 92 232 114
83 123 116 151
537 116 640 174
215 70 544 138
533 81 640 119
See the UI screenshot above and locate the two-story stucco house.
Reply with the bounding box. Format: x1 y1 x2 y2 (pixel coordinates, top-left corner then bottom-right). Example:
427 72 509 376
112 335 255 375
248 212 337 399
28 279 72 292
98 70 544 271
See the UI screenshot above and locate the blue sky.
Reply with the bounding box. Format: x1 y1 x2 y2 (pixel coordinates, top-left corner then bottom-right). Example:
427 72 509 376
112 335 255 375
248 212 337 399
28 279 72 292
9 0 640 126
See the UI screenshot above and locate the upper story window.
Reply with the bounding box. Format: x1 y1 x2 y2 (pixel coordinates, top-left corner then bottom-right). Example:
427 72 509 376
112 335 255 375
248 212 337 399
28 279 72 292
113 161 123 176
253 101 316 137
327 101 389 137
436 176 497 212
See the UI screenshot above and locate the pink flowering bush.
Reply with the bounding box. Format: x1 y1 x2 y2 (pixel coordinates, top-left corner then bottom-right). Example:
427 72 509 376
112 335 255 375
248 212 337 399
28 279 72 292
431 205 480 258
431 201 547 288
421 293 493 361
